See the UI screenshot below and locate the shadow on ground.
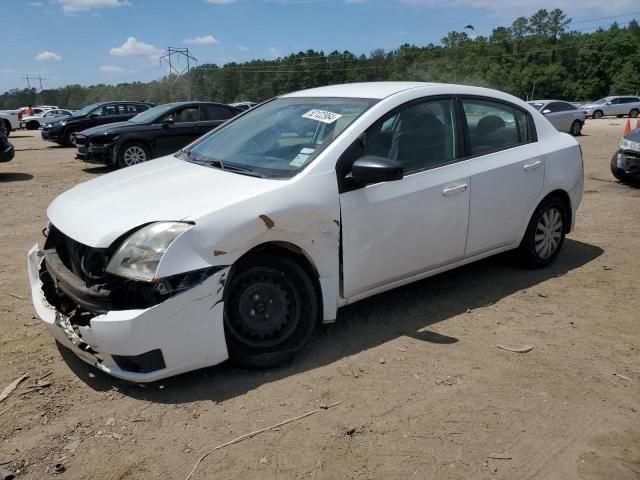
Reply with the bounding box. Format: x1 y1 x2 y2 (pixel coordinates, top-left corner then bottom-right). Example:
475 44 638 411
82 166 113 175
0 172 34 182
59 238 603 402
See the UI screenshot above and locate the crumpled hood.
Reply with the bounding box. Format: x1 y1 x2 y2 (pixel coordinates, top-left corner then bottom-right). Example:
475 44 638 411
47 155 282 248
81 121 137 137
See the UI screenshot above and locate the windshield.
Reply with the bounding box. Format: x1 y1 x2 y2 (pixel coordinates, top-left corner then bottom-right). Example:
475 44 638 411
593 98 609 105
73 103 102 116
183 97 376 179
130 103 179 124
528 102 545 111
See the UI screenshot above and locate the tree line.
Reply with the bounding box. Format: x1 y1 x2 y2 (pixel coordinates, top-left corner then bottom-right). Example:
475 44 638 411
2 9 639 110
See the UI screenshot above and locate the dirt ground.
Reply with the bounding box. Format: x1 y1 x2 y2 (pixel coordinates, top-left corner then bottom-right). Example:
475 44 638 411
0 120 639 480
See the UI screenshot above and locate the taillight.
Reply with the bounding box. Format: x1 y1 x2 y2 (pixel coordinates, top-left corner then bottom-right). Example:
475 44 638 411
18 112 22 120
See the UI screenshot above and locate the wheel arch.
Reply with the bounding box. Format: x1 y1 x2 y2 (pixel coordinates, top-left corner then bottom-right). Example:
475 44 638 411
229 241 324 324
538 189 572 233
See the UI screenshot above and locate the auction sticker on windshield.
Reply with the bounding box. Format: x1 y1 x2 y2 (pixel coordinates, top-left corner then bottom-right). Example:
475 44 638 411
302 109 343 124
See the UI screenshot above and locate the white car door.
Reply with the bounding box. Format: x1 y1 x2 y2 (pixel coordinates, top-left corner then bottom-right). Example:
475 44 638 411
461 97 545 257
339 97 470 299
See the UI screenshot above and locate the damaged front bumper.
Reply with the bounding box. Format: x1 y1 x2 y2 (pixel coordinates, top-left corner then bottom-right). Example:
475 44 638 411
28 244 230 382
75 135 116 165
615 149 640 176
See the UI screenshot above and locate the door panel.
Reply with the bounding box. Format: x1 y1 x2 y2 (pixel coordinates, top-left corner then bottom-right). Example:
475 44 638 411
465 144 544 256
340 162 470 298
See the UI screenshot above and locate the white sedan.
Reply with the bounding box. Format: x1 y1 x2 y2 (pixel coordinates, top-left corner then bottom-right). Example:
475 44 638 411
20 109 73 130
28 82 584 382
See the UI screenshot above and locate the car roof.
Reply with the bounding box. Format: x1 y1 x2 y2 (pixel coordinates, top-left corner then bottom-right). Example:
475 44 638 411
282 82 442 100
529 99 572 104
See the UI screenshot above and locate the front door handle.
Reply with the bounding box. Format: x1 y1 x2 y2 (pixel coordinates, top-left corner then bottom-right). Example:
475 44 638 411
442 183 468 196
524 160 543 171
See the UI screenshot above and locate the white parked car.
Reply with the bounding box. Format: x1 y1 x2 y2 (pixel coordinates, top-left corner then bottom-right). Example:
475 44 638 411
0 110 20 136
28 82 584 382
20 109 73 130
581 96 640 119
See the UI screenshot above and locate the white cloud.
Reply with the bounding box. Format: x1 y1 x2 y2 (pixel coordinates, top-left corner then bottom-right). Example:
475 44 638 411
58 0 131 13
237 45 249 51
269 47 282 59
184 35 219 45
99 65 126 74
205 0 236 3
35 51 62 61
110 37 163 61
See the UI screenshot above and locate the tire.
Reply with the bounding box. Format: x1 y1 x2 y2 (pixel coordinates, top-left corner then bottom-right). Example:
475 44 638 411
27 120 39 130
517 196 567 268
224 254 319 368
1 120 11 137
117 142 150 168
592 110 603 119
63 127 81 147
569 120 582 136
630 109 639 118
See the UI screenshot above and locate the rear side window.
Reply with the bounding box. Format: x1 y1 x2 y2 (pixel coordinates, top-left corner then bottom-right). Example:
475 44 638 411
462 98 531 156
203 105 234 121
135 104 150 112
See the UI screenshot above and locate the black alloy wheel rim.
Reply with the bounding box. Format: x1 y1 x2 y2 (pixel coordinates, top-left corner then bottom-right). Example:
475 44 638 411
226 269 301 349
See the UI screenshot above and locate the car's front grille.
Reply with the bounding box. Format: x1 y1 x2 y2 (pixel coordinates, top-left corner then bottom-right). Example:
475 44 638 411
44 225 110 286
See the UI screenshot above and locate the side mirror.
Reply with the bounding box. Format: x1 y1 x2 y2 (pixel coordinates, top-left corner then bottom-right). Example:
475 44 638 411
89 113 98 118
351 156 403 185
542 109 551 115
606 101 612 105
161 118 174 128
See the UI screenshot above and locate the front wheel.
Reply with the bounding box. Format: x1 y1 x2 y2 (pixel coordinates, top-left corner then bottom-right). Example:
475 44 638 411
518 197 567 268
117 142 150 168
629 109 639 118
1 120 11 137
592 110 603 119
27 120 40 130
224 255 319 368
569 120 582 136
63 127 81 147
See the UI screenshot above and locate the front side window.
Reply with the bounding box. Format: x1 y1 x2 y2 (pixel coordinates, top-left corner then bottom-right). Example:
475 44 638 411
362 98 457 173
169 106 201 123
184 97 376 179
462 99 522 155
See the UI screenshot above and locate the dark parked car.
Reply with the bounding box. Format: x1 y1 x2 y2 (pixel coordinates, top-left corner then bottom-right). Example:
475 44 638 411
0 131 15 163
611 128 640 186
42 101 153 147
75 101 241 168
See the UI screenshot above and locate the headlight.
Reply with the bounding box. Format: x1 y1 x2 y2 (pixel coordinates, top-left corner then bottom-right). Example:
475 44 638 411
106 222 192 281
60 121 67 126
619 137 640 151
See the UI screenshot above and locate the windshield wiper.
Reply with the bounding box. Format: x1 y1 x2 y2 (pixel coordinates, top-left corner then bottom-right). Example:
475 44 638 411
220 163 265 178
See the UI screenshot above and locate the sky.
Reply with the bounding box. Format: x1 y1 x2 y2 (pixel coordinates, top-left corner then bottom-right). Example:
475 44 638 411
1 0 639 93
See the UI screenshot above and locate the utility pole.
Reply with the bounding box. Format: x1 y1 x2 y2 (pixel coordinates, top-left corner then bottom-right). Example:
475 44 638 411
37 75 46 91
159 47 198 101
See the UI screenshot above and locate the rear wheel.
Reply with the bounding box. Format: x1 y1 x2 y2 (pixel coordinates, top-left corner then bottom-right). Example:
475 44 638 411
224 255 318 368
117 142 150 168
569 120 582 136
518 197 567 268
592 110 603 119
27 120 39 130
630 109 639 118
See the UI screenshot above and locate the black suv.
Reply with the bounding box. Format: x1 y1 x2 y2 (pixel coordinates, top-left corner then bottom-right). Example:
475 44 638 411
42 101 153 147
75 101 240 168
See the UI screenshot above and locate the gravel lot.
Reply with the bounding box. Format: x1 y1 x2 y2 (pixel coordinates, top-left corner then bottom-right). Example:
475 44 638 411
0 121 639 480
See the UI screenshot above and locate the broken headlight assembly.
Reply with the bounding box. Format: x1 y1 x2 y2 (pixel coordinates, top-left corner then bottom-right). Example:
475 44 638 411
619 137 640 152
106 222 192 282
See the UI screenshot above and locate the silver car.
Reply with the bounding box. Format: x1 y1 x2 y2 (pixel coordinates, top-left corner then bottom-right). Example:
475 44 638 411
580 96 640 119
528 100 586 136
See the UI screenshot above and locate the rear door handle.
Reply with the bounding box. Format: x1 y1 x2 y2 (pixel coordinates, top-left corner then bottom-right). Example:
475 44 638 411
442 183 468 196
524 160 542 171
